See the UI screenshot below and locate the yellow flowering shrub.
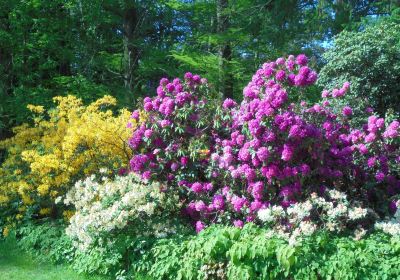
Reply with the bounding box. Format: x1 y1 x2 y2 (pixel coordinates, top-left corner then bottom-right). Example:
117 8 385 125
0 95 140 222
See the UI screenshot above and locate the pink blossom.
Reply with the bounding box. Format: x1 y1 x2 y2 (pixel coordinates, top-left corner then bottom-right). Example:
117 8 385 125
195 200 207 212
144 129 153 138
281 144 294 161
296 54 308 66
275 70 286 81
342 106 353 117
180 156 189 166
195 221 205 233
223 98 237 109
233 220 244 228
191 182 203 193
160 119 172 128
212 195 225 210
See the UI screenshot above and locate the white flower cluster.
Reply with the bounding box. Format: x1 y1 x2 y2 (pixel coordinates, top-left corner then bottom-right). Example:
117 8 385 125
257 189 371 244
348 207 368 220
200 262 226 280
64 173 175 250
375 200 400 236
258 205 285 223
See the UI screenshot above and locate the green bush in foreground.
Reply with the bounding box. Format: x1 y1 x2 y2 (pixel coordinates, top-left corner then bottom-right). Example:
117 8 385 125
5 222 400 280
134 224 400 280
13 221 151 279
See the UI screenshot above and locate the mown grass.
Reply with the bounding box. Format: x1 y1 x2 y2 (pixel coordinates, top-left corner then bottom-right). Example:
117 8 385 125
0 238 107 280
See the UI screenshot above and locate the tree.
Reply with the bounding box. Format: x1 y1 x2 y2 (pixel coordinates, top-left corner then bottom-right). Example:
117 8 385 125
318 12 400 118
217 0 233 98
0 0 398 138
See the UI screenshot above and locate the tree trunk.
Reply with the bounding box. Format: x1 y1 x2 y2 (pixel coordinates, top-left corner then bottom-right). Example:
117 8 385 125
123 6 139 92
216 0 233 99
57 3 71 77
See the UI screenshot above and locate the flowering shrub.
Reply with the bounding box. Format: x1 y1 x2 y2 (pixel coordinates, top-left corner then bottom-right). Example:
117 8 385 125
127 73 231 231
64 173 181 251
0 95 138 225
131 54 399 234
206 54 399 229
257 189 373 245
128 73 228 182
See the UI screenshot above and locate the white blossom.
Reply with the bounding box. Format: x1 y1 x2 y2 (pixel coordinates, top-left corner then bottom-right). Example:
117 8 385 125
64 173 176 250
258 208 274 223
348 207 368 220
375 200 400 236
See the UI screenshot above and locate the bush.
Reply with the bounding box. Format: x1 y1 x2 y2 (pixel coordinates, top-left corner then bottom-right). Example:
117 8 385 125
16 220 75 265
133 224 400 280
64 173 185 251
127 73 231 230
13 220 152 278
7 221 400 280
1 54 399 279
58 172 189 277
210 55 399 235
0 95 138 228
130 54 399 237
128 73 227 184
318 16 400 118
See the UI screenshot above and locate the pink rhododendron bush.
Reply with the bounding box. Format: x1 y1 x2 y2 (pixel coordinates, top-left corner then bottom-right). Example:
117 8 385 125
129 54 399 237
128 73 229 184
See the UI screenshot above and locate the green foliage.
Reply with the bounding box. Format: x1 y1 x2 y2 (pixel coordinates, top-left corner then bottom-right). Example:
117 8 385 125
12 221 154 279
0 0 182 135
17 220 75 264
1 0 397 135
318 12 400 118
133 224 400 280
5 220 400 280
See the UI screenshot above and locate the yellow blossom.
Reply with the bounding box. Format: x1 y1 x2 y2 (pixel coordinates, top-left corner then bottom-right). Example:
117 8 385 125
27 104 45 114
0 195 9 205
63 210 75 221
39 208 52 216
2 226 9 237
198 149 210 159
0 95 141 219
14 169 22 175
37 184 50 196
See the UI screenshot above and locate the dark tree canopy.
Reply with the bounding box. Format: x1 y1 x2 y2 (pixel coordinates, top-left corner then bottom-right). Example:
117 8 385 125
0 0 398 137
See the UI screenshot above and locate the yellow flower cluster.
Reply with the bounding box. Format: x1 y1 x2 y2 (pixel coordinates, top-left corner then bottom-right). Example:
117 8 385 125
0 95 141 219
2 226 9 237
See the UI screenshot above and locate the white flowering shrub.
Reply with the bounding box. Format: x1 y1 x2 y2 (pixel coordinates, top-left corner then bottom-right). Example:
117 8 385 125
375 200 400 236
64 173 182 250
257 189 374 245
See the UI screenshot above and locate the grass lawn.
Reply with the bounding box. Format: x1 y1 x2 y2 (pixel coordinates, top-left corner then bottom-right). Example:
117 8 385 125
0 238 106 280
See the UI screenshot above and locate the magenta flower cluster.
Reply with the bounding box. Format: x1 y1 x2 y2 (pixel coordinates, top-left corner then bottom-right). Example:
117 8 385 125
127 71 226 203
129 54 400 232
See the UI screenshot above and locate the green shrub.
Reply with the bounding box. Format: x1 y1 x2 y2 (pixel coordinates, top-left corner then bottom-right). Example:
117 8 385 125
6 221 400 280
16 220 75 264
133 224 400 280
318 13 400 119
13 221 153 279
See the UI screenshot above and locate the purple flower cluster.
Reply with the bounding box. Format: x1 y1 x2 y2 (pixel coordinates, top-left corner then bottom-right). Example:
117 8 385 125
128 73 213 184
207 55 399 228
129 55 400 233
